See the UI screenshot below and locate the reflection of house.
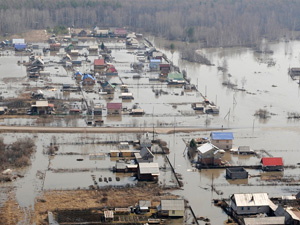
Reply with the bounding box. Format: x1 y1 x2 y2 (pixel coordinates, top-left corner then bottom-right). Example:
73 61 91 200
94 59 107 74
197 143 225 165
137 162 159 181
135 147 154 163
82 74 96 85
210 132 234 150
261 157 284 171
159 199 185 217
31 101 54 115
230 193 271 215
107 103 122 115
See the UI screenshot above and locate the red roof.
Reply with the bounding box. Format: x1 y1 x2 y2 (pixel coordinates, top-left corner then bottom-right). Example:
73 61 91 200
94 59 105 66
261 157 283 166
107 103 122 110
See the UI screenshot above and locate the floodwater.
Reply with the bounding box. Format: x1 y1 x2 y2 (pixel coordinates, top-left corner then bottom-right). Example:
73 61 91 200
2 38 300 224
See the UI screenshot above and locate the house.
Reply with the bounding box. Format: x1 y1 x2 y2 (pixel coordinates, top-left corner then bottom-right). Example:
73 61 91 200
210 132 234 150
119 93 134 100
105 64 118 76
101 81 115 94
14 43 27 51
49 43 61 51
289 68 300 79
74 71 83 81
95 29 109 37
130 108 145 115
104 211 114 222
71 38 78 45
107 103 122 115
12 39 25 45
94 59 107 74
140 133 152 148
226 167 248 179
138 200 151 212
197 143 225 165
153 51 164 60
167 71 185 85
70 50 79 56
78 29 87 37
114 28 127 38
230 193 271 215
237 146 255 155
261 157 284 171
31 101 54 115
94 105 103 115
159 64 171 76
243 217 285 225
88 45 98 54
284 207 300 225
149 59 161 71
159 199 185 217
135 147 154 163
82 74 96 85
137 162 159 181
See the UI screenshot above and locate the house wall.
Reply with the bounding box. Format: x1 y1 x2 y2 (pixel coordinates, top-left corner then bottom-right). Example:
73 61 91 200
198 158 221 165
262 165 284 171
231 202 270 215
107 109 121 115
211 140 232 150
168 210 184 217
226 169 248 179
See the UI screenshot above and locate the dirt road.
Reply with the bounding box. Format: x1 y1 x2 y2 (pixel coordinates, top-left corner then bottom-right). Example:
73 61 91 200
0 125 218 134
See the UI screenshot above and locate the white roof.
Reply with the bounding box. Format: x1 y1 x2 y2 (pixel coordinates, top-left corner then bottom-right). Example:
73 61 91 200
104 210 114 218
161 199 184 211
197 143 218 154
139 163 159 175
121 92 133 96
12 39 25 44
233 193 270 207
244 216 285 225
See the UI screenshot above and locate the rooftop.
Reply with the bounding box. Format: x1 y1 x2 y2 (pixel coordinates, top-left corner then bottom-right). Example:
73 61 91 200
161 199 184 211
138 162 159 175
232 193 270 207
211 132 234 140
261 157 283 166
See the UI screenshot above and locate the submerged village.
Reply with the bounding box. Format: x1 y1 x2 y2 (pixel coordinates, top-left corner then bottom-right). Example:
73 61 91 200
2 27 300 225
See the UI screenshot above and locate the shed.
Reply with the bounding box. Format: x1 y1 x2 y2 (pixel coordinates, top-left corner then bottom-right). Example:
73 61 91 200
210 132 234 150
139 200 151 212
261 157 284 171
226 167 248 179
159 199 185 217
104 210 114 222
238 146 255 155
119 93 134 100
230 193 271 215
137 162 159 181
243 217 285 225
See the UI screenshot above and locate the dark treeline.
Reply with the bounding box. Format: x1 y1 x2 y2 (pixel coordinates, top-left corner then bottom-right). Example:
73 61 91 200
1 0 300 47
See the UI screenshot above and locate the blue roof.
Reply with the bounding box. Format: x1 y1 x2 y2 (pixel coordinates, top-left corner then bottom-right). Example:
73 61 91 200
14 43 27 50
150 59 161 63
82 74 96 80
75 71 83 75
211 132 234 140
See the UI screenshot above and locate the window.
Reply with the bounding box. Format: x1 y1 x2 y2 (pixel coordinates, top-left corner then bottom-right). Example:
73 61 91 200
247 207 250 210
241 207 244 210
172 210 175 214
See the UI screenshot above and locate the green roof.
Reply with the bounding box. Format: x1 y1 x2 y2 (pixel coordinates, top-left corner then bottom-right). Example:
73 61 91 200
167 72 184 80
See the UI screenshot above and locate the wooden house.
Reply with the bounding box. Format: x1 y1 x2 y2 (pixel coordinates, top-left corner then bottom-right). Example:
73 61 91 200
230 193 271 215
137 162 159 181
159 64 171 76
94 59 107 74
82 74 96 85
261 157 284 171
107 103 122 115
197 143 225 165
101 81 115 94
158 199 185 217
31 101 54 115
210 132 234 150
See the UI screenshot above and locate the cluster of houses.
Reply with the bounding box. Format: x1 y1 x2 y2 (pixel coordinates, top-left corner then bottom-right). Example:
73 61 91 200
111 134 160 182
190 132 284 175
228 192 300 225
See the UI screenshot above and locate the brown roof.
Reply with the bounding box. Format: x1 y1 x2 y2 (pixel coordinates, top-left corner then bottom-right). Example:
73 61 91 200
107 103 122 110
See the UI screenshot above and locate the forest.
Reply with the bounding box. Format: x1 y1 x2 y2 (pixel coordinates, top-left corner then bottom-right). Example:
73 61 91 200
1 0 300 47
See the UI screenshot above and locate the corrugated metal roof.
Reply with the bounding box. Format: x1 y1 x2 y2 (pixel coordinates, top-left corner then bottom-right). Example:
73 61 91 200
138 162 159 175
233 193 270 207
161 199 184 211
244 216 285 225
261 157 283 166
211 132 234 140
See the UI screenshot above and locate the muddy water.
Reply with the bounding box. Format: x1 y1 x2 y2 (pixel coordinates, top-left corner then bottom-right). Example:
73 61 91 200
2 39 300 224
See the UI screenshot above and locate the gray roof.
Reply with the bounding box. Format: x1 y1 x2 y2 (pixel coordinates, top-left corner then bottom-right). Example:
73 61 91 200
197 143 219 154
232 193 270 207
243 216 285 225
138 163 159 175
161 199 184 211
139 200 151 208
140 147 154 158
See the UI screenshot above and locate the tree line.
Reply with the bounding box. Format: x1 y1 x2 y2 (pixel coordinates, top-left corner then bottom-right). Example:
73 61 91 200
1 0 300 47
